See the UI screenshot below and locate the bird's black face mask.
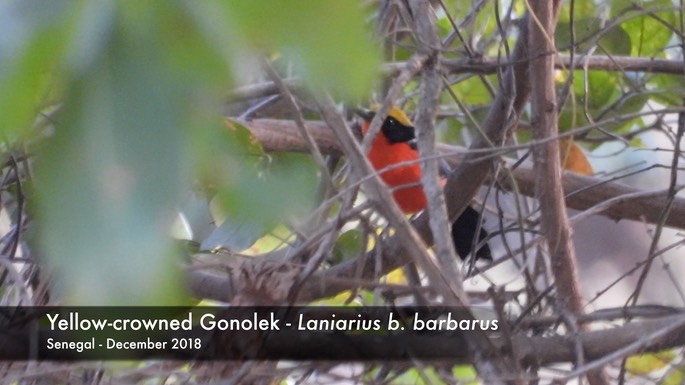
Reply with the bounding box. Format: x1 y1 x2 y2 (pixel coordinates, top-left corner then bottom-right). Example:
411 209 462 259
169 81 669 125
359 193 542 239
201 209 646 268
381 115 416 145
354 108 417 148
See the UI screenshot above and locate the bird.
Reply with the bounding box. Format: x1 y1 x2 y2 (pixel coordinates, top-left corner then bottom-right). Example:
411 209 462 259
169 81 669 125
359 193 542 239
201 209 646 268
356 106 492 261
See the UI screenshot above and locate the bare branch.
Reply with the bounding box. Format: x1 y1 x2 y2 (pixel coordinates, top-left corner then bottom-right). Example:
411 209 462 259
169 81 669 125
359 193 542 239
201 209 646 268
407 0 464 296
420 55 685 76
513 313 685 368
410 0 523 382
236 117 685 230
527 2 608 383
528 0 583 312
227 56 685 104
12 311 685 375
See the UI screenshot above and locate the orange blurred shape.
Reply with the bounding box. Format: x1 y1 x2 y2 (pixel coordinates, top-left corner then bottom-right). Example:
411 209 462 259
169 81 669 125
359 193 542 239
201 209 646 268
560 138 594 176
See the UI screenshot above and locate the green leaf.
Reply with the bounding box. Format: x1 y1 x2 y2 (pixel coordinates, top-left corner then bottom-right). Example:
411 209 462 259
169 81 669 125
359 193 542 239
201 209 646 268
557 0 599 24
556 18 631 55
192 118 266 193
196 120 318 236
630 137 646 148
613 0 676 57
558 104 590 132
597 25 633 55
331 229 364 264
625 350 676 375
648 74 685 106
558 69 621 132
452 364 478 383
438 116 465 145
599 92 649 133
451 76 493 105
225 152 318 227
35 3 200 305
436 12 453 37
386 367 444 385
0 1 70 139
663 369 685 385
220 0 379 99
572 70 620 111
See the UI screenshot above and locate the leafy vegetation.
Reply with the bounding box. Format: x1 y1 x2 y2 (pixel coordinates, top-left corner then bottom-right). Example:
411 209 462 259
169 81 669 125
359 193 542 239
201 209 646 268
2 0 685 384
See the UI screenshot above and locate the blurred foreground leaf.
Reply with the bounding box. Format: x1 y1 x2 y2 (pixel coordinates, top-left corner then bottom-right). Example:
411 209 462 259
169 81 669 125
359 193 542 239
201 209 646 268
34 3 218 305
16 0 380 305
219 0 379 99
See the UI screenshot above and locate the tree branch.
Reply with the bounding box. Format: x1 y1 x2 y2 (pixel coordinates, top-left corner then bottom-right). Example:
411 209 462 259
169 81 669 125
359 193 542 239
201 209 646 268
227 55 685 103
440 55 685 75
409 0 522 382
9 312 685 380
528 2 606 383
528 0 583 312
408 0 465 297
235 118 685 231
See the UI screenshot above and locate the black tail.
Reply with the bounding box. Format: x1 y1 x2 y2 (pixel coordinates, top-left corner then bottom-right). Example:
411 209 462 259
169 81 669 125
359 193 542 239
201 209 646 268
451 206 492 261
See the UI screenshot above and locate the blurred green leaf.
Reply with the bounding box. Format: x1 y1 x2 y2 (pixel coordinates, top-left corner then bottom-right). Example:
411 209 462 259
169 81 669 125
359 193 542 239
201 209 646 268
438 116 465 145
558 70 620 132
452 364 478 384
613 0 675 57
192 119 266 192
0 1 70 139
557 0 598 23
451 76 492 106
648 74 685 106
663 369 685 385
331 229 364 264
571 70 620 111
556 18 631 55
62 1 116 74
630 137 646 148
626 350 676 375
385 367 443 385
218 152 318 227
598 92 649 133
436 13 453 37
35 2 215 305
219 0 379 99
558 104 590 132
597 25 632 55
200 120 317 230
